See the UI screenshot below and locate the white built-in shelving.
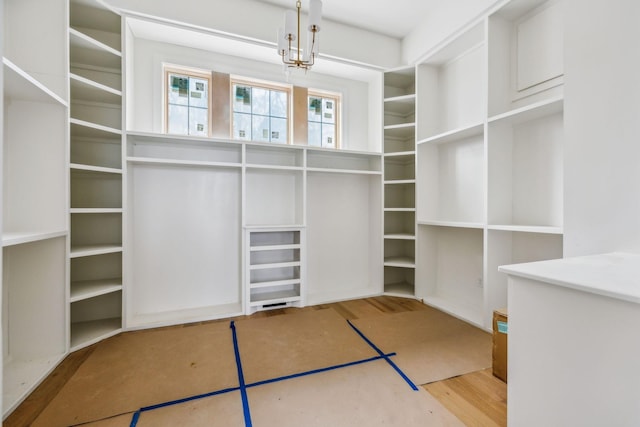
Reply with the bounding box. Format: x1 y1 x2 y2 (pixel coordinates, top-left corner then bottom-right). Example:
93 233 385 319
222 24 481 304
409 0 565 329
382 66 417 297
68 0 123 350
2 0 69 416
124 131 382 321
245 228 304 313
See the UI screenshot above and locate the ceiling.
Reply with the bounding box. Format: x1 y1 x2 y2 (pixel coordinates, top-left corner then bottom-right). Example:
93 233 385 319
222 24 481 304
254 0 441 39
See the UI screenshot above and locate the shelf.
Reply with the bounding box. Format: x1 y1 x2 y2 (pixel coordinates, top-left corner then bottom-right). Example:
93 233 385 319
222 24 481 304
488 96 563 125
384 281 416 297
384 179 416 185
384 233 416 240
3 353 66 416
384 208 416 212
307 149 382 173
127 303 244 329
384 66 415 98
417 122 484 146
70 278 123 302
2 230 68 247
70 244 122 258
249 279 301 289
384 123 416 136
70 117 122 136
383 256 416 268
249 289 302 305
127 156 242 169
250 244 301 252
70 317 122 351
418 220 485 229
70 72 122 104
246 164 304 172
3 58 67 106
69 28 121 70
70 208 123 214
306 168 381 175
384 151 415 159
487 224 562 234
249 261 300 270
70 163 122 174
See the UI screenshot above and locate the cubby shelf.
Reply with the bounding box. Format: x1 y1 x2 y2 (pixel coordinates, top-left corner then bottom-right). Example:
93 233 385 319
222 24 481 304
418 220 484 229
70 72 122 104
488 95 564 125
383 257 416 268
127 157 242 169
417 122 484 146
70 163 122 174
70 244 123 258
70 279 123 303
487 224 563 234
69 28 121 70
70 318 122 351
70 117 121 136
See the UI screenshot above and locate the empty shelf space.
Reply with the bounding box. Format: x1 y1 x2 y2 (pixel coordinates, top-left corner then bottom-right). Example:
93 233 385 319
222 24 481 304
417 122 484 146
69 28 121 57
249 261 300 270
383 256 416 268
384 233 416 240
3 58 67 106
249 278 301 289
70 73 122 104
250 243 301 251
70 317 122 351
70 278 123 303
418 220 485 229
2 230 67 247
249 289 301 305
70 244 122 258
70 118 121 136
70 163 122 174
384 281 415 296
487 224 563 234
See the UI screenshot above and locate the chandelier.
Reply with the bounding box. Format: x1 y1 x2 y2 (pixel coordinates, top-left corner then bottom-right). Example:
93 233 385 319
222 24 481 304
277 0 322 71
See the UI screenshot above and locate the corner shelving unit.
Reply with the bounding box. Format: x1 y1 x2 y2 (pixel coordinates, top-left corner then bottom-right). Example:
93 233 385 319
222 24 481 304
2 0 68 417
410 0 565 330
68 0 123 350
383 66 416 297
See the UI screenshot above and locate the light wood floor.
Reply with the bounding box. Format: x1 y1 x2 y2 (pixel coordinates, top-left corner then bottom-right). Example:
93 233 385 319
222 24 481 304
4 296 506 426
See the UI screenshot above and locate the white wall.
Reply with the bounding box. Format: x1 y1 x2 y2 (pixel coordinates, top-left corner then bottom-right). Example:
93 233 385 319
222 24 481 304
128 35 376 152
402 0 499 64
105 0 401 69
563 0 640 256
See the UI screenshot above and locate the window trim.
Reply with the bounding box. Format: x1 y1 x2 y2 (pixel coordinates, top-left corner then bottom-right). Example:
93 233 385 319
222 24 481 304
308 89 341 149
164 65 213 136
230 76 293 144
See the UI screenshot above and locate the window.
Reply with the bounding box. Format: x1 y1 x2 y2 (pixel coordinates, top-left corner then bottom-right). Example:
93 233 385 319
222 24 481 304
165 67 211 136
308 92 340 149
232 79 290 144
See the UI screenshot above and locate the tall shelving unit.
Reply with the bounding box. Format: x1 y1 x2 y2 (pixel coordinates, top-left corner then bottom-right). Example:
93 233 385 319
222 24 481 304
382 67 416 297
2 0 69 416
68 0 124 350
411 0 565 329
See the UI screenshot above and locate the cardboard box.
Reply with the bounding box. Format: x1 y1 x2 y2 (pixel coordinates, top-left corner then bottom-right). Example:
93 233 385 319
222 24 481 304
492 308 508 382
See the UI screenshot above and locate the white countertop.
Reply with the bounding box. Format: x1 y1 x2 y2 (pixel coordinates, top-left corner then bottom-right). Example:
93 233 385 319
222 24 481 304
498 252 640 304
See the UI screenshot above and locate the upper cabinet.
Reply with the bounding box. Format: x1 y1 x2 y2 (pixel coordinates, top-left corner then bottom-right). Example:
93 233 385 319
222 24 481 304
488 0 564 117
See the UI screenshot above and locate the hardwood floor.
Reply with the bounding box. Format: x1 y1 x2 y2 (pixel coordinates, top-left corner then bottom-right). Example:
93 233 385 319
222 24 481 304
4 296 506 426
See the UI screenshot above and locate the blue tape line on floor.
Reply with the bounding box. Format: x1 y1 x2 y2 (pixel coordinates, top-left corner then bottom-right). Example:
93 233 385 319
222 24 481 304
129 410 141 427
231 321 253 427
347 319 419 391
246 353 397 388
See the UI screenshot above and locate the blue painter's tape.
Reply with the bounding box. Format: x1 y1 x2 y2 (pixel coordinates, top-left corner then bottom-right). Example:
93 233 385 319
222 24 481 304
129 410 141 427
497 320 508 334
231 321 253 427
139 386 240 412
247 353 397 389
347 320 419 391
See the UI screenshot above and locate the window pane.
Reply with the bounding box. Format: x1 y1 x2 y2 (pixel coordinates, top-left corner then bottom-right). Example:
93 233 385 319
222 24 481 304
233 85 252 113
271 90 288 118
270 117 287 143
233 112 251 140
189 77 208 108
308 122 322 147
252 87 269 116
168 104 189 135
322 124 336 148
323 98 336 124
252 115 270 142
168 74 189 106
189 107 208 136
308 96 322 122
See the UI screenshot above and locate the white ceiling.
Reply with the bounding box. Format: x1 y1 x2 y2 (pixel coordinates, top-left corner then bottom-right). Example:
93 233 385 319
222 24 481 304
254 0 441 39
